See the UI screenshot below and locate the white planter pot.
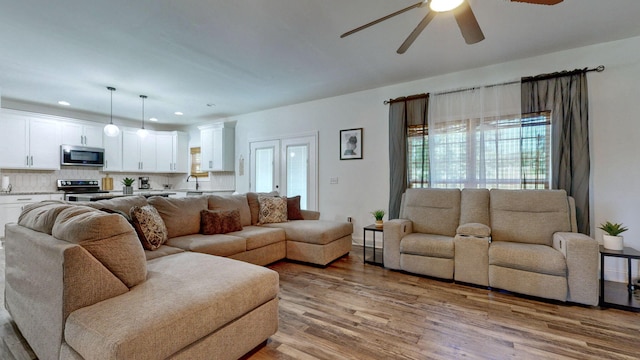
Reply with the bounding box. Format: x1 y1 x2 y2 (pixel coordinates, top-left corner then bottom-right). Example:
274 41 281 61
603 234 624 250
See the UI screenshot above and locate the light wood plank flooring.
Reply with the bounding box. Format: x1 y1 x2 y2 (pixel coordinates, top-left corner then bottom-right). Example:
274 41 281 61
2 244 640 359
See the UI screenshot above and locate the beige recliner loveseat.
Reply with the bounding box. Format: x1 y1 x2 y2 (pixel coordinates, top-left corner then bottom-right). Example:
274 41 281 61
384 188 599 306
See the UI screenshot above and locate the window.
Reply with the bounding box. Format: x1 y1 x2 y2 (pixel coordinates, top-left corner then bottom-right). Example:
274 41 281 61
190 147 208 177
407 112 551 189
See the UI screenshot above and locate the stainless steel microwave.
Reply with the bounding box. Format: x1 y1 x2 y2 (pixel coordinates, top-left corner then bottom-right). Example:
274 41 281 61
60 145 105 167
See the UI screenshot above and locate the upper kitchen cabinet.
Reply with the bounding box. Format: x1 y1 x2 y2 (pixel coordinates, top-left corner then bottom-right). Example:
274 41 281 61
103 131 122 171
0 109 62 170
61 122 104 148
156 131 189 173
199 123 234 172
122 129 157 172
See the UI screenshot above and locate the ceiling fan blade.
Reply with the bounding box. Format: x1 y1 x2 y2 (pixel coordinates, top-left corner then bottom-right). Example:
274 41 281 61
397 11 436 54
340 1 425 38
510 0 563 4
453 1 484 44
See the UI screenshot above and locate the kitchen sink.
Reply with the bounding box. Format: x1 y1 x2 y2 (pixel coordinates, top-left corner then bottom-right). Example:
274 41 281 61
186 191 203 196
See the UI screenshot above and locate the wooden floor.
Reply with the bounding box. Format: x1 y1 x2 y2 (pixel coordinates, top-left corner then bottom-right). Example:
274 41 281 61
2 244 640 359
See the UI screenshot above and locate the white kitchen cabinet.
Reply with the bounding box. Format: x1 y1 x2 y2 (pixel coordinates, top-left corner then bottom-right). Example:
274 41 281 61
103 131 122 171
0 109 61 170
122 129 157 172
0 194 52 237
199 124 234 172
62 122 104 147
156 131 188 173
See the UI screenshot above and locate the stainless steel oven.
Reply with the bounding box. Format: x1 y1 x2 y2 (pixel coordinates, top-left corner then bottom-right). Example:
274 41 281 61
57 179 109 201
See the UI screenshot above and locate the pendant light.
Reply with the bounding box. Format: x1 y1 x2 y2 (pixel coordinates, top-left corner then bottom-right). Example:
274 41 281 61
137 95 149 138
429 0 464 12
103 86 120 137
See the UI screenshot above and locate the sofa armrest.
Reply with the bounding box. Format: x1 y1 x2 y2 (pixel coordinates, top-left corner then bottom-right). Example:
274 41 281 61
457 223 491 238
553 232 599 306
383 219 412 270
300 209 320 220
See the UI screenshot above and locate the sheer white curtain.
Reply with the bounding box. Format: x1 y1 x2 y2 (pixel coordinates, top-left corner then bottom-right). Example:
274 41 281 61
428 82 521 189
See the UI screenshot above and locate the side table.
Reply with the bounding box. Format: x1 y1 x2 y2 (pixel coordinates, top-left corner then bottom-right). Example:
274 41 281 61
600 245 640 311
363 224 383 266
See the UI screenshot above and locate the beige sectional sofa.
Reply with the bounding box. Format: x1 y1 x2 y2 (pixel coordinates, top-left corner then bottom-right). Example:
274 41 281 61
4 193 353 360
384 188 599 306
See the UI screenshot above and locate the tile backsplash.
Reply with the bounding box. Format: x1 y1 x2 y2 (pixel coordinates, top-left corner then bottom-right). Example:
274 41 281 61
0 168 235 192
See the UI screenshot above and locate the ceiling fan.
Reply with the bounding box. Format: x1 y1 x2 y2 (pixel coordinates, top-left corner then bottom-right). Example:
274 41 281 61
340 0 563 54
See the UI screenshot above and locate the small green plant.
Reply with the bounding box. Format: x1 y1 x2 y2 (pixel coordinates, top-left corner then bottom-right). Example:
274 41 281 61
598 221 628 236
121 177 135 187
370 209 385 221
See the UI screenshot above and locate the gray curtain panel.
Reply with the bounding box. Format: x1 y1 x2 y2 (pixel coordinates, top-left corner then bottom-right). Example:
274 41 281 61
521 72 590 234
388 97 428 219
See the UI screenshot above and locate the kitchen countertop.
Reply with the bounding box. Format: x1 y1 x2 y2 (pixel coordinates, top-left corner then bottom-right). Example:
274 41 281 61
0 191 64 196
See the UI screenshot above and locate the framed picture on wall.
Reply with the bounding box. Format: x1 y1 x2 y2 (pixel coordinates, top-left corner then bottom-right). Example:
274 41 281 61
340 128 363 160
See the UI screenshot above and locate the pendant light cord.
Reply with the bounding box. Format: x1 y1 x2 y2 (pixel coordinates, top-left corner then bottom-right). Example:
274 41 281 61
140 95 147 129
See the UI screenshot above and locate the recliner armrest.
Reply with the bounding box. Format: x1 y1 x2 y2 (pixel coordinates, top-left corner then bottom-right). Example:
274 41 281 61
553 232 599 306
383 219 412 270
456 223 491 238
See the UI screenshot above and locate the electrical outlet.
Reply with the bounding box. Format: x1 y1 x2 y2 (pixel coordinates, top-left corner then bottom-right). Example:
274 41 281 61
347 217 352 223
330 177 339 184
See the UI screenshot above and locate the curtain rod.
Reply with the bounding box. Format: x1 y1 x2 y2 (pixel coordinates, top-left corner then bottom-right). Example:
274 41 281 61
383 65 605 105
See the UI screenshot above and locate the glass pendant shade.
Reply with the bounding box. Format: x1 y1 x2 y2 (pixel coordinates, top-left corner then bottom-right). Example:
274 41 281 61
138 95 148 138
429 0 464 12
103 86 120 137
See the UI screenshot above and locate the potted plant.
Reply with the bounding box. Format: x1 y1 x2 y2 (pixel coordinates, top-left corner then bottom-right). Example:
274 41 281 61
598 221 628 251
121 177 135 195
371 209 385 228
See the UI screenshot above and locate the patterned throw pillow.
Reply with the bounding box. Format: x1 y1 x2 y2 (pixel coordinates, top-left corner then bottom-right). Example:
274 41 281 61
200 209 243 235
130 205 168 251
258 196 288 224
287 196 304 220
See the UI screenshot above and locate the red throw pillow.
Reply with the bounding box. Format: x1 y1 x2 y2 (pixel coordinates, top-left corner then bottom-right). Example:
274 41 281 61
287 196 304 220
200 209 243 235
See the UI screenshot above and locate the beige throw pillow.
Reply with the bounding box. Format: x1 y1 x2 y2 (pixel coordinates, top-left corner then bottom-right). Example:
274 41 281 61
130 205 168 251
258 195 288 224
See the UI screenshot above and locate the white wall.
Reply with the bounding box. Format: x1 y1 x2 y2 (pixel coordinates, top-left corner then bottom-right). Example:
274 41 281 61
205 35 640 282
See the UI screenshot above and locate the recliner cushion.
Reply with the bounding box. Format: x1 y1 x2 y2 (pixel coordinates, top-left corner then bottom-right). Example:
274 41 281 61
402 188 460 237
400 233 454 259
489 241 567 276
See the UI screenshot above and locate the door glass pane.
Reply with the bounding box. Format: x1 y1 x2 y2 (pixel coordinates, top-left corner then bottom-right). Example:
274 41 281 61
286 145 308 209
255 148 274 192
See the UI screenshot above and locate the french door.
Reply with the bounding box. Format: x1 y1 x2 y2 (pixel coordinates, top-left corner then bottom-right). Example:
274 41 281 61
250 134 317 210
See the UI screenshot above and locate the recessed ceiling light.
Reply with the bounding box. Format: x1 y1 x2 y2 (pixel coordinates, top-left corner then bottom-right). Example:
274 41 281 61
149 117 158 122
206 103 215 107
174 111 183 116
58 101 70 106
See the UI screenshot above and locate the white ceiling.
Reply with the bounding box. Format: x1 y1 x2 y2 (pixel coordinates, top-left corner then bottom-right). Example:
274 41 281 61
1 0 640 126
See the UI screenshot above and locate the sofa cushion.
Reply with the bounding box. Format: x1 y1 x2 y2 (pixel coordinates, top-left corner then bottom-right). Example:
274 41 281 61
52 206 147 288
400 233 454 259
402 188 461 237
490 189 571 246
130 205 168 250
64 252 278 360
247 191 279 225
166 233 246 257
489 241 567 276
208 194 252 227
144 245 185 261
18 201 73 235
148 196 208 238
460 188 490 226
264 220 352 245
85 195 149 215
228 226 286 251
287 196 304 220
200 209 243 235
258 196 288 224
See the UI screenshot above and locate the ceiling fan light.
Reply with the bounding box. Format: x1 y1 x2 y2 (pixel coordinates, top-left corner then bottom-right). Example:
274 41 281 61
429 0 464 12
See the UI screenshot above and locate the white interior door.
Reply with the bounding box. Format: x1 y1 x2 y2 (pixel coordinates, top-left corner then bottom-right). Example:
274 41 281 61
250 140 280 193
250 134 318 210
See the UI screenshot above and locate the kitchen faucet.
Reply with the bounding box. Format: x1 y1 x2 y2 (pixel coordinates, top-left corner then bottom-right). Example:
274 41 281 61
186 175 199 190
